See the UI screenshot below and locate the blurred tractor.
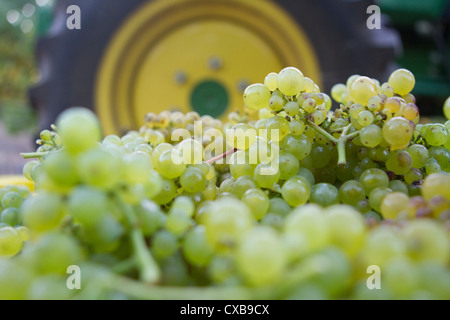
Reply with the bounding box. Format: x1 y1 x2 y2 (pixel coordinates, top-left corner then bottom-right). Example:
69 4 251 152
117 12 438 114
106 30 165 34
31 0 404 134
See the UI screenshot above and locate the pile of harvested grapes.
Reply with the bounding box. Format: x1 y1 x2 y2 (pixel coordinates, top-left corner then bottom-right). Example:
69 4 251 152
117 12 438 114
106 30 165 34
0 67 449 300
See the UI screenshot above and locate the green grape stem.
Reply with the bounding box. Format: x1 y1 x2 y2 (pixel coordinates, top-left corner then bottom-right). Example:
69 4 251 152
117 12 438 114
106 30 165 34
115 195 161 284
306 121 360 166
21 151 52 159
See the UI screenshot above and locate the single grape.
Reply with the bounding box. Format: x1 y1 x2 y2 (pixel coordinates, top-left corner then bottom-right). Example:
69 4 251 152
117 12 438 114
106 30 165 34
350 76 377 106
310 183 340 207
421 173 450 201
359 168 389 194
386 150 413 175
388 69 415 95
277 67 304 96
241 189 269 220
339 180 365 206
359 124 382 148
281 178 310 206
422 124 448 146
382 117 414 148
0 226 22 257
264 73 278 91
380 192 410 219
406 144 429 169
182 226 215 267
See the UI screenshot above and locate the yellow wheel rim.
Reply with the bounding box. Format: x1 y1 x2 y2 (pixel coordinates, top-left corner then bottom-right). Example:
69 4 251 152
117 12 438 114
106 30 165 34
96 0 321 135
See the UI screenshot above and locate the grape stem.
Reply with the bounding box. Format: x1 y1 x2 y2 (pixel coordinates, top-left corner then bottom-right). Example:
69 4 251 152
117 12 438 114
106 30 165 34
115 195 161 284
21 151 52 159
205 148 238 164
306 121 360 166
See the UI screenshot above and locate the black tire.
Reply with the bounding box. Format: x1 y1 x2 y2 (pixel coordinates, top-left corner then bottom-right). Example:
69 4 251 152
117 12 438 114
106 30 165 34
30 0 400 131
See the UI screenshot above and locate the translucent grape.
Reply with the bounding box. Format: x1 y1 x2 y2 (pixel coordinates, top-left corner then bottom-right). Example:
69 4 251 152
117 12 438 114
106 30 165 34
422 124 448 146
22 193 65 233
310 183 340 207
359 124 382 148
380 192 410 219
180 167 207 193
182 226 214 267
331 84 347 103
359 168 389 194
277 67 304 96
278 152 299 180
339 180 365 206
406 144 429 169
421 173 450 201
382 117 414 147
0 227 22 257
241 189 269 220
281 178 310 206
349 76 377 106
243 84 271 110
236 227 286 286
388 69 415 95
386 150 413 175
264 72 278 91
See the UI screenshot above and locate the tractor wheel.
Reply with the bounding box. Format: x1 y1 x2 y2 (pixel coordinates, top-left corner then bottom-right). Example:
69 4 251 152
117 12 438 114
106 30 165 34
30 0 399 135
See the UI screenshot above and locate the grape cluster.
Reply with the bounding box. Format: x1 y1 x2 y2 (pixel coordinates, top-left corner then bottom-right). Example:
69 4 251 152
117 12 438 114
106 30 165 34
0 67 449 300
0 185 31 257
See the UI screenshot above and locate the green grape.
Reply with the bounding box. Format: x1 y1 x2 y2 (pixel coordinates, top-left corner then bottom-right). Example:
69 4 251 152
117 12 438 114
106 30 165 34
302 98 316 113
346 74 361 88
265 116 290 141
23 160 39 181
241 189 269 220
78 148 122 190
289 120 306 136
219 178 235 193
356 199 371 213
123 152 153 184
331 83 347 103
182 226 214 267
406 144 429 169
208 255 236 284
152 177 177 205
386 150 412 175
268 197 292 216
285 101 300 116
310 183 339 207
283 135 312 160
278 152 299 180
360 168 389 194
367 95 383 112
171 196 195 218
277 67 304 96
27 274 74 300
388 68 415 95
361 226 406 268
134 143 153 154
443 96 450 120
311 143 332 169
380 191 409 219
281 178 310 206
388 179 408 194
261 213 284 230
325 205 366 256
229 123 257 151
67 186 108 226
166 208 193 236
368 187 392 213
402 220 449 265
360 157 378 170
22 193 65 233
264 72 278 91
382 117 414 147
231 176 257 199
336 158 357 182
143 169 163 199
80 214 123 252
56 107 101 154
26 232 83 274
359 124 382 148
236 226 286 286
203 198 253 251
229 151 254 179
404 168 423 185
1 191 23 209
43 150 79 186
0 226 22 257
284 204 329 254
422 124 448 146
157 149 186 179
152 231 178 259
349 76 377 106
311 110 325 125
202 181 217 201
253 164 280 189
135 200 165 236
103 134 122 145
295 167 315 187
429 147 450 170
417 263 450 299
243 83 271 110
357 110 374 126
425 158 441 175
339 180 365 206
1 208 20 226
0 261 35 299
180 167 207 193
268 94 285 112
421 173 450 201
152 143 173 170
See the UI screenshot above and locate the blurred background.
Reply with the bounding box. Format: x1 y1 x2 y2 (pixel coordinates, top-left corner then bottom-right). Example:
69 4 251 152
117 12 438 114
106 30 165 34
0 0 449 174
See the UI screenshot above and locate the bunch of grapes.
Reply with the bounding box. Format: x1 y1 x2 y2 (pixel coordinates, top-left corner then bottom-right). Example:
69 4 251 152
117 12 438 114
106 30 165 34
0 66 449 300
